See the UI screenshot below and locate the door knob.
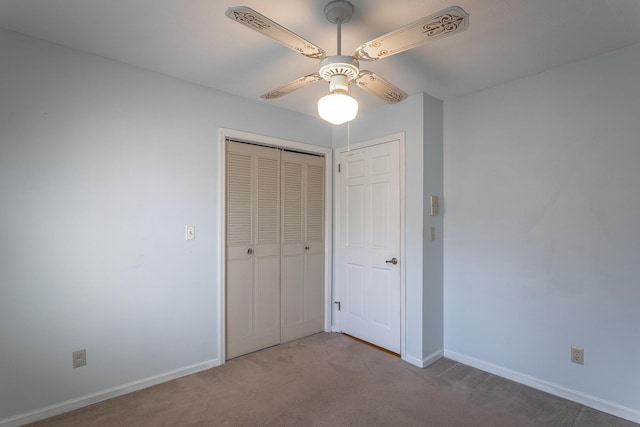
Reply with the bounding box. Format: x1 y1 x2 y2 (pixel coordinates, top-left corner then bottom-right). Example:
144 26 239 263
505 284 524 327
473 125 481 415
385 257 398 265
304 245 310 250
247 248 253 254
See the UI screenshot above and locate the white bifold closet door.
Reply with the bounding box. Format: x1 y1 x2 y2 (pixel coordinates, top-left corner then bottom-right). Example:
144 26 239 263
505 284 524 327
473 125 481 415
226 141 324 360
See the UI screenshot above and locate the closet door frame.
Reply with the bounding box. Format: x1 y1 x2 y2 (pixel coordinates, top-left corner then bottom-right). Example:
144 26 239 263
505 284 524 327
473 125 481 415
218 128 332 363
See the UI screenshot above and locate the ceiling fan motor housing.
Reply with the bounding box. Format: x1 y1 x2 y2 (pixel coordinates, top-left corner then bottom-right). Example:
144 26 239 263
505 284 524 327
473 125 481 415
319 55 360 90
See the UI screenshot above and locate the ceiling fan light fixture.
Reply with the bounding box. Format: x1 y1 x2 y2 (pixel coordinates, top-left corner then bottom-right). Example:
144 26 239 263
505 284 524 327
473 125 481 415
318 89 358 125
318 73 359 125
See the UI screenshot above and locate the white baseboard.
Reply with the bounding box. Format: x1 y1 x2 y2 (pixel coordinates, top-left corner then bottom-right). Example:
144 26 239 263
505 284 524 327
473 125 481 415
444 350 640 424
8 350 637 425
0 358 222 427
403 349 444 368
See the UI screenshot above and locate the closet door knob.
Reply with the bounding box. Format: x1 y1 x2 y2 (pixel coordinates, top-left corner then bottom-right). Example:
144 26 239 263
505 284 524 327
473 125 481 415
304 245 310 250
247 248 253 254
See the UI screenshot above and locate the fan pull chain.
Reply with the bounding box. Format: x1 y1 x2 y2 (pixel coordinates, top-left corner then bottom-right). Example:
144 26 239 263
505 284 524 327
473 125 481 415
347 120 351 152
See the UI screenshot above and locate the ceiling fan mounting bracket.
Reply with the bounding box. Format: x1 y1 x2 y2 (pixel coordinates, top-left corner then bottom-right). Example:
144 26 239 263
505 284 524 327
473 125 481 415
324 0 354 24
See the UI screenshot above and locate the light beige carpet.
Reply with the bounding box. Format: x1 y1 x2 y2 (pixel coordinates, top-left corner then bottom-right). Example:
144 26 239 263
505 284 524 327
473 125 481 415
29 333 637 426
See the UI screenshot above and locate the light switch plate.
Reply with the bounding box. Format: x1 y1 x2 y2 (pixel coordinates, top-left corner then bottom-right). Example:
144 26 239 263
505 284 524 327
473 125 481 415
185 225 195 240
430 196 440 216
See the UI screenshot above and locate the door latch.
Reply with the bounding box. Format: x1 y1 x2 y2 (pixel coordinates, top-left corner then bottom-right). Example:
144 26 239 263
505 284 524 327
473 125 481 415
334 301 341 311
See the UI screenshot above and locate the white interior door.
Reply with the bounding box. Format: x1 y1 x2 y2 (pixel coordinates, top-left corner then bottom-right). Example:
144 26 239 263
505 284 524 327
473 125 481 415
337 139 401 353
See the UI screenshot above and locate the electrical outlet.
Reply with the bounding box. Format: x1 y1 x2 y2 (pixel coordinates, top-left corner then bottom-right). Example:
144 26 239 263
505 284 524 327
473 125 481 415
571 346 584 365
73 349 87 368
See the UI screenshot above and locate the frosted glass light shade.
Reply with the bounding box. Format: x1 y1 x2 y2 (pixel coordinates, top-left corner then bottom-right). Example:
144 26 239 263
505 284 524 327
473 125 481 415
317 92 359 125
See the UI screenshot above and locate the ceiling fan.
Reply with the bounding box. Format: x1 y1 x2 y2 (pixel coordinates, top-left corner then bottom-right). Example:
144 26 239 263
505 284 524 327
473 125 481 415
226 1 469 124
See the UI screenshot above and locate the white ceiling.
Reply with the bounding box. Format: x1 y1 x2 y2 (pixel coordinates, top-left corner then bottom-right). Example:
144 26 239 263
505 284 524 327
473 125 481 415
2 0 640 118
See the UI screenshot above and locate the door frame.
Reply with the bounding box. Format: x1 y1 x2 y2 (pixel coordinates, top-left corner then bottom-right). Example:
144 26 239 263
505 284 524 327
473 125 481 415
333 132 406 359
218 128 333 363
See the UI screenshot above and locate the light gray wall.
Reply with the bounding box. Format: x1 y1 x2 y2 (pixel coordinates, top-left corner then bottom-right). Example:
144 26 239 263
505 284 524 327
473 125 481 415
444 42 640 416
422 94 444 359
0 29 331 420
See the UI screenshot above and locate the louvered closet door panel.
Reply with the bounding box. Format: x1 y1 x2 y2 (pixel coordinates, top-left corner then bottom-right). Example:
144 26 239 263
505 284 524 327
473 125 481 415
281 151 325 343
227 150 252 250
226 145 254 357
281 155 304 340
253 151 281 347
226 141 281 359
306 161 325 244
303 156 325 327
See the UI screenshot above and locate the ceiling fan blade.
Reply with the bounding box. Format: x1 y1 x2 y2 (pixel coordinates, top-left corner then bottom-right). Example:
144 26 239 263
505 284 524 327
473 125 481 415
354 6 469 61
226 6 326 59
354 71 408 104
261 73 323 100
